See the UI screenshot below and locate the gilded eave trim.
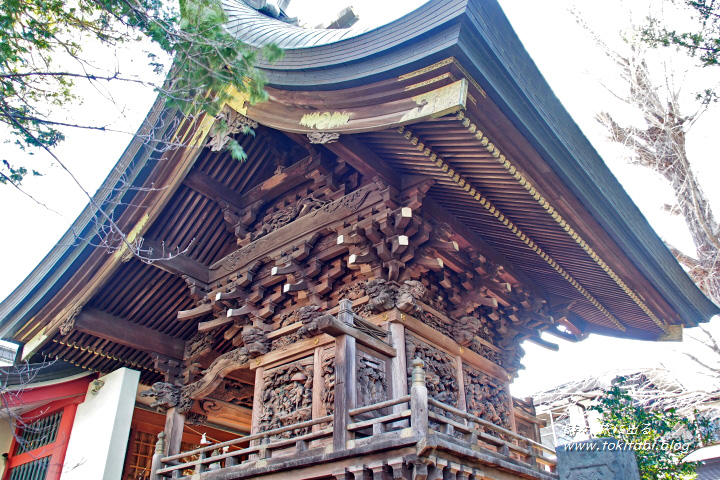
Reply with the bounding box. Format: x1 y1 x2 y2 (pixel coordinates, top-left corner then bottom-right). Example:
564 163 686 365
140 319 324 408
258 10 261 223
450 111 670 334
397 124 627 332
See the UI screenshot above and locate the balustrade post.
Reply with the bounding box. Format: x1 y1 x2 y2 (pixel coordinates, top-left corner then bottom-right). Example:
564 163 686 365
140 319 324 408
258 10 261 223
194 452 207 475
525 440 539 469
258 435 271 460
410 358 428 438
149 431 166 480
333 299 357 452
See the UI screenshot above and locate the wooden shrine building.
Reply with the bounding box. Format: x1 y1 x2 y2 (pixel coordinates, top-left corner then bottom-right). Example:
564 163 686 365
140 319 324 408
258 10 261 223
1 1 717 479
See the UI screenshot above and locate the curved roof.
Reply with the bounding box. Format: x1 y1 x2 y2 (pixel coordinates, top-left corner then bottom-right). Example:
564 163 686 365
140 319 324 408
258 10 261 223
223 0 718 325
222 0 374 48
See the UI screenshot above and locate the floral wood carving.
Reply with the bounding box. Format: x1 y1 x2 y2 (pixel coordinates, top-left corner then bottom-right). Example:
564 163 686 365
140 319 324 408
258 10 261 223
307 132 340 144
468 339 501 364
421 311 453 338
320 347 335 416
338 282 366 301
185 412 208 426
213 380 254 404
178 385 196 414
207 106 259 152
256 194 329 240
271 332 301 350
184 331 215 361
220 183 377 272
259 358 314 437
319 185 372 215
463 364 511 429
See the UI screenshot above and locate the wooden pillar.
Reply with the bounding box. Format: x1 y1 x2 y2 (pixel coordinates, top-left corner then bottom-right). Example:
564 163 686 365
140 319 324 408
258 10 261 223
456 356 467 412
250 367 265 435
333 299 357 452
505 380 517 434
388 320 408 407
164 407 185 457
312 346 324 431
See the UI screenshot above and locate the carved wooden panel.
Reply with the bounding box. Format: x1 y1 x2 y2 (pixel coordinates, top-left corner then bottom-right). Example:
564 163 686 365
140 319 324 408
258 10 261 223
212 380 254 407
420 310 453 338
320 346 335 417
468 339 502 365
515 418 536 442
462 363 511 429
405 334 459 408
258 356 314 437
212 182 381 284
356 349 388 410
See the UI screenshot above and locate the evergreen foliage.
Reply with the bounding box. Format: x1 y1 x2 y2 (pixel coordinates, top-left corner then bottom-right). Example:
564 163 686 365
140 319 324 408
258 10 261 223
0 0 282 184
641 0 720 102
590 378 716 480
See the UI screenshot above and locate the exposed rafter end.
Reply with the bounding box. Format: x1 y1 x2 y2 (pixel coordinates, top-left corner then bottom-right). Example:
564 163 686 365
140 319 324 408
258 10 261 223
657 324 683 342
525 336 559 351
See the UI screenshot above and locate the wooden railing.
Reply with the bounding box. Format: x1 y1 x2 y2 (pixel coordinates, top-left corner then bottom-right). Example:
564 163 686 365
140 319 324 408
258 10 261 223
151 416 333 479
426 398 556 469
151 358 555 479
406 357 555 472
347 395 413 446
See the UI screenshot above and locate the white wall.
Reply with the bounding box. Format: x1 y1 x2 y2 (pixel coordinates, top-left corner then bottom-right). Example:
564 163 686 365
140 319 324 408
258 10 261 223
0 416 15 479
60 368 140 480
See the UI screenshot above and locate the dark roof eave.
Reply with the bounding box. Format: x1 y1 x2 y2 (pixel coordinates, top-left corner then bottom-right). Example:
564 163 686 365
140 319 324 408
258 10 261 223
453 4 718 324
1 0 715 345
0 96 181 340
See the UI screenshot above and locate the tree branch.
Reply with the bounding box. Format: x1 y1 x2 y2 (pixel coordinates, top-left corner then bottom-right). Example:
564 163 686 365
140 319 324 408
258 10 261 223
666 243 701 268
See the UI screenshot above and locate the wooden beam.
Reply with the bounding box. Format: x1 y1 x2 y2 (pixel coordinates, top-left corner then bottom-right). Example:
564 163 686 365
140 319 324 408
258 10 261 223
324 135 401 189
75 308 184 359
185 154 329 218
183 170 245 211
525 336 559 351
317 315 396 358
143 239 209 283
423 198 548 300
238 154 327 208
177 303 214 321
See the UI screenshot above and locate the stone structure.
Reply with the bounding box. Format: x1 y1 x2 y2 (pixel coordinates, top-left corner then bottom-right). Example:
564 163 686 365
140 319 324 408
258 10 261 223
556 438 642 480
